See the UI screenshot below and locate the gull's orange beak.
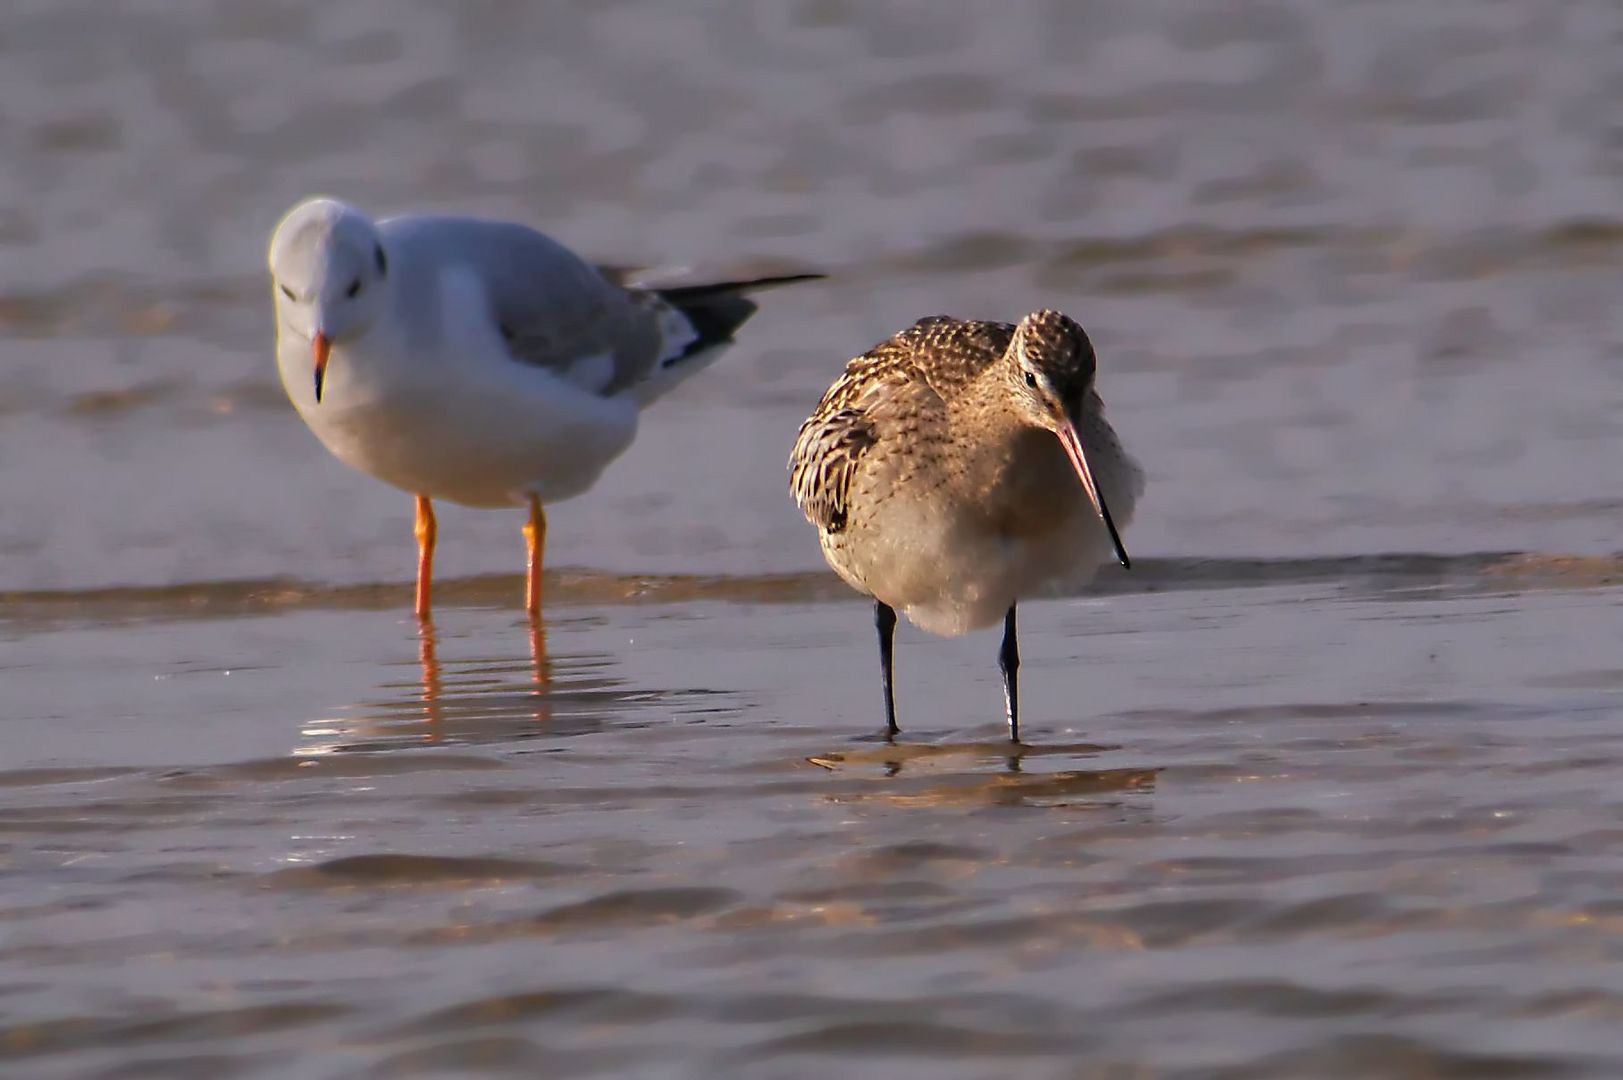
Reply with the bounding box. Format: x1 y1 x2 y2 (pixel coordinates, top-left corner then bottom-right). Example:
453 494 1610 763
311 332 331 403
1057 419 1130 569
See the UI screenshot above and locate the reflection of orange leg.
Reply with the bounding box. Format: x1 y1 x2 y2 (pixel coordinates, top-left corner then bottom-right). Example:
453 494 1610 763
418 618 444 727
414 495 437 620
529 617 551 689
522 494 546 617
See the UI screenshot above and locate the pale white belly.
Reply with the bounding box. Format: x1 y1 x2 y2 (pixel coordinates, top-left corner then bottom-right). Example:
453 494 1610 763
279 334 638 508
823 488 1112 637
821 418 1142 638
305 398 631 507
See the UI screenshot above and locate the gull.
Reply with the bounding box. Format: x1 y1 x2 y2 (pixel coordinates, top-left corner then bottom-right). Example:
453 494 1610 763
789 310 1143 742
269 196 818 619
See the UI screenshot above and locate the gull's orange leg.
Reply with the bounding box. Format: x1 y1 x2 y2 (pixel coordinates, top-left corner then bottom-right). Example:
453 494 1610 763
414 495 437 620
522 493 546 618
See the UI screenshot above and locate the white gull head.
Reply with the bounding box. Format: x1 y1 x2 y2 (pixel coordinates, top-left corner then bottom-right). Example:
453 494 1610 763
268 197 392 400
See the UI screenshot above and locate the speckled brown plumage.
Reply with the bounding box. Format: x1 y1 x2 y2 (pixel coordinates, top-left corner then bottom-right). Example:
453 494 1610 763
785 307 1143 741
789 316 1021 534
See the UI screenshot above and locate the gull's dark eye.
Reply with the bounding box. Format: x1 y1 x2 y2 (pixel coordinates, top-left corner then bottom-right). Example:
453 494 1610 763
279 283 296 301
375 245 387 275
346 278 362 299
1023 371 1038 390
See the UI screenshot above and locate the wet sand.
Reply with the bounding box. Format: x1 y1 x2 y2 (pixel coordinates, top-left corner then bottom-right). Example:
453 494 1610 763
6 1 1623 1076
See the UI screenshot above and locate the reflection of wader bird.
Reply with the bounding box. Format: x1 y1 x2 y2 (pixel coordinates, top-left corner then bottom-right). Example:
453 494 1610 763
790 310 1143 742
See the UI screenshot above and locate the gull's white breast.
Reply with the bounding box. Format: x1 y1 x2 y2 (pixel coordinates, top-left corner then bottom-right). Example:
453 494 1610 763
277 268 639 508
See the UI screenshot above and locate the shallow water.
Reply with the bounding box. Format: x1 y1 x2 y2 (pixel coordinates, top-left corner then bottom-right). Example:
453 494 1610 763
5 1 1623 1077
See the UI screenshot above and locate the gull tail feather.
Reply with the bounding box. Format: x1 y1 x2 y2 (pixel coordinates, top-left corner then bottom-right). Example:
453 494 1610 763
627 272 825 408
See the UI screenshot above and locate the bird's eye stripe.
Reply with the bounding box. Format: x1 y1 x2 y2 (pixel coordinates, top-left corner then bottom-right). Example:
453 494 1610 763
346 278 362 298
279 284 296 301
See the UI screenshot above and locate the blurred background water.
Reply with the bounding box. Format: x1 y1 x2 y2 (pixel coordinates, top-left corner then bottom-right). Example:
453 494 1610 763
4 2 1623 1077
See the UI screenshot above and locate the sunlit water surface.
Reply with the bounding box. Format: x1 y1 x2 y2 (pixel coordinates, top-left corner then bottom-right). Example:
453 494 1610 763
5 1 1623 1076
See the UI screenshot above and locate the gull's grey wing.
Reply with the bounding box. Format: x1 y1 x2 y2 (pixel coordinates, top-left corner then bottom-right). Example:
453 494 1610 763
379 215 668 396
381 216 822 400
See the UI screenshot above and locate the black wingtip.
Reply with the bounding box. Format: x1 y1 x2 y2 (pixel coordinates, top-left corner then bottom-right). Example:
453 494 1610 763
662 293 759 363
651 272 822 367
653 271 825 304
